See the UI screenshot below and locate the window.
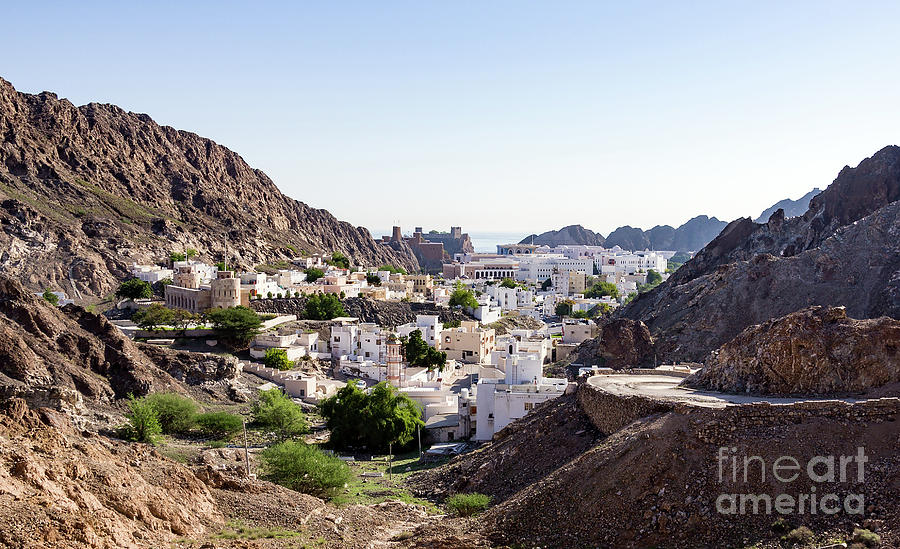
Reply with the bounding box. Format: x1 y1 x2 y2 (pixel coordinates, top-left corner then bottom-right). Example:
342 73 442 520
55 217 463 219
334 336 340 342
524 402 534 411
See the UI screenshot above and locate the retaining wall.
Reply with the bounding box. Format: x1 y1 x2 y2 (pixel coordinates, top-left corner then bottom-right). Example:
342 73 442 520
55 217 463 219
577 378 900 437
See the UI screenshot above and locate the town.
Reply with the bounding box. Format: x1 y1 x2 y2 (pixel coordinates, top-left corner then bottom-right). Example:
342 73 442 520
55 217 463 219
89 225 680 447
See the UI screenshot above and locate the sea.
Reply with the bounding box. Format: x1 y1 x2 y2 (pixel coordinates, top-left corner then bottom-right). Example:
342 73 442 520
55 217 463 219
370 229 529 254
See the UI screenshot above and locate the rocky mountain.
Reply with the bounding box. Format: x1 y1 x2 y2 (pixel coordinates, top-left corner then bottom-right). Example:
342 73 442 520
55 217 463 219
684 306 900 396
618 146 900 362
519 224 605 247
522 216 727 252
0 77 418 301
754 187 821 223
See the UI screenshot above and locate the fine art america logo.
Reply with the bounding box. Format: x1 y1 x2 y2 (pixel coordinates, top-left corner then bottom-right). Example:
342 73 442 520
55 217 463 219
715 447 867 516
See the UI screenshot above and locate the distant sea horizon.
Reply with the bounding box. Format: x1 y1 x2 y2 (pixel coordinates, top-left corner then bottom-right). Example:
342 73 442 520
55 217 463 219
369 229 531 254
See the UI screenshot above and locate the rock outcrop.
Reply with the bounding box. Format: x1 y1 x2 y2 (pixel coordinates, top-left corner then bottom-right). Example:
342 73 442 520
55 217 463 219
0 77 418 300
0 398 223 548
251 296 472 327
570 318 654 370
0 275 241 424
684 306 900 396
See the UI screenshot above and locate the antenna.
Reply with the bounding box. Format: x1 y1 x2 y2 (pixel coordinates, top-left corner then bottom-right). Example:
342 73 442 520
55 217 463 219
224 232 228 272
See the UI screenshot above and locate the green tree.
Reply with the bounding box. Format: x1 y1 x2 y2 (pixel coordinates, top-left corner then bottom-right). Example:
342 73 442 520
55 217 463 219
171 308 198 333
402 330 446 371
646 269 662 285
583 281 619 299
320 382 423 453
252 388 308 442
329 252 351 269
555 300 574 317
263 348 294 371
499 277 517 289
116 278 153 300
319 383 369 449
214 261 227 271
195 411 244 440
42 289 59 306
305 268 324 282
366 273 382 286
143 393 197 434
170 251 186 263
185 248 197 259
206 306 262 347
132 303 175 330
260 441 351 499
305 293 346 320
449 282 478 309
122 394 162 444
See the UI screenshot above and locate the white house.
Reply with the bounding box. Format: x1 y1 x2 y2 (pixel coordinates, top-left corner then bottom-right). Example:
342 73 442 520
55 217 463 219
397 315 442 347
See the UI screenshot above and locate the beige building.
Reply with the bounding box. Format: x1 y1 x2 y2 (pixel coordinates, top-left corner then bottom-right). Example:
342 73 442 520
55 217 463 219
165 269 243 313
439 321 496 364
407 274 434 296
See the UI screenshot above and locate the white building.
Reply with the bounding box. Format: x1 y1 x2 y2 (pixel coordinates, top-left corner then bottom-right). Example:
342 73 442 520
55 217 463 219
131 264 174 283
397 315 443 347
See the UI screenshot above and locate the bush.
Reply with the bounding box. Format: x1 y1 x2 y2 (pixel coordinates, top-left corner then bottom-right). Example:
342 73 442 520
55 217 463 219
445 493 491 517
121 394 162 444
378 264 406 275
263 348 294 371
252 389 307 441
448 282 478 309
116 278 153 300
42 289 59 306
328 252 351 269
143 393 197 434
170 251 186 263
260 441 351 498
852 528 881 547
195 412 244 440
783 526 815 545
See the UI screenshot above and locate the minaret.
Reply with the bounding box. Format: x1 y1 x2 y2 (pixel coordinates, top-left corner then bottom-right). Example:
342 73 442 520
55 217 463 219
386 334 402 387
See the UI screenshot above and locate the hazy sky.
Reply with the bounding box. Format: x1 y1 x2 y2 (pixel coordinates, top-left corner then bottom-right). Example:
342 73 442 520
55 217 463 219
4 1 900 234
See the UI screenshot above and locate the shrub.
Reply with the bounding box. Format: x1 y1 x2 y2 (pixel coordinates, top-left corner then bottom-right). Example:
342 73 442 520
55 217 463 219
783 526 815 545
328 252 350 269
445 493 491 517
143 393 197 434
121 394 162 444
448 282 478 309
195 412 244 440
170 251 187 263
260 441 351 498
852 528 881 547
116 278 152 300
42 289 59 306
252 389 307 441
263 348 293 371
378 264 406 275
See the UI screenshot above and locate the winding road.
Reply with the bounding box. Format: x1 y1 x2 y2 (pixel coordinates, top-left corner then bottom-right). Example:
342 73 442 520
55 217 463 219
586 374 860 408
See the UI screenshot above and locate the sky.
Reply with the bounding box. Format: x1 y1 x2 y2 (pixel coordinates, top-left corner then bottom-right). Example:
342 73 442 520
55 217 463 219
3 1 900 235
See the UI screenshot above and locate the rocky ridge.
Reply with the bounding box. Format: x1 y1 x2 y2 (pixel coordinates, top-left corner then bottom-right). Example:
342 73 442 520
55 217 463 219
684 306 900 396
754 187 822 223
619 146 900 362
0 77 418 301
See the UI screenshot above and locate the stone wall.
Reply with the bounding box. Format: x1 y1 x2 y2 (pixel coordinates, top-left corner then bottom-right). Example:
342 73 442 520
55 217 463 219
577 378 900 438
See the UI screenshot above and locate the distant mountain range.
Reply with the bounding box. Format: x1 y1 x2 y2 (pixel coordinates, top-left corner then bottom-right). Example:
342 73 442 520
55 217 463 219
754 188 821 223
520 215 728 252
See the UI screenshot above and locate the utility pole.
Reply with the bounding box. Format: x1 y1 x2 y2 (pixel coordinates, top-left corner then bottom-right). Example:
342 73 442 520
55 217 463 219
242 419 250 478
388 441 393 482
417 425 422 458
224 232 228 272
